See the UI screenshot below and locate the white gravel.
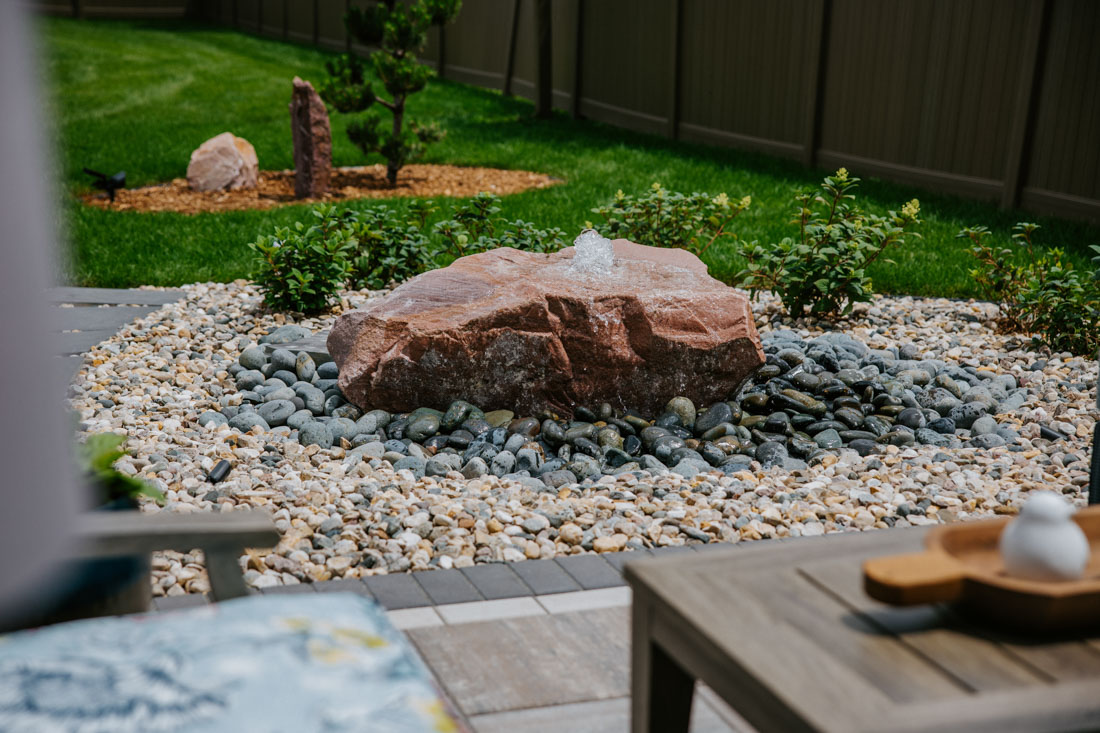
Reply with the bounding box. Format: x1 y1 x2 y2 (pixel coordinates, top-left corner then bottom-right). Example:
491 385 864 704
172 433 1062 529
68 281 1097 594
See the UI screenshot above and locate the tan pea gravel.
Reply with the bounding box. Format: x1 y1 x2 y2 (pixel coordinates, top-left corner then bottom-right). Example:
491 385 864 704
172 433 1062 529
67 282 1096 595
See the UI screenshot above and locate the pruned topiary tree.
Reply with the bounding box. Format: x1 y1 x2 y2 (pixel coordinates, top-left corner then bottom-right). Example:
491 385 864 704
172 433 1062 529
321 0 461 187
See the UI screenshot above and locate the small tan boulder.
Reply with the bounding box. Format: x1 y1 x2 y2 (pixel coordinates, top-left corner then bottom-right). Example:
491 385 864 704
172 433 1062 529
186 132 258 192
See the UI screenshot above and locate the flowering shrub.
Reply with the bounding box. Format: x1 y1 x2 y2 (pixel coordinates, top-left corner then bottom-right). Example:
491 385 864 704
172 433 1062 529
736 169 921 317
961 222 1100 355
589 183 750 258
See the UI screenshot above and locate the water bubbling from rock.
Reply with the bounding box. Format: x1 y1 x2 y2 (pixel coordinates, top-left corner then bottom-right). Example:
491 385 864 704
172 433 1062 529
570 229 614 276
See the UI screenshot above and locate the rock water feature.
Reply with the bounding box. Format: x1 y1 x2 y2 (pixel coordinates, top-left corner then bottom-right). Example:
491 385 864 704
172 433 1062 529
210 325 1031 485
326 234 763 417
71 280 1093 590
208 236 1031 485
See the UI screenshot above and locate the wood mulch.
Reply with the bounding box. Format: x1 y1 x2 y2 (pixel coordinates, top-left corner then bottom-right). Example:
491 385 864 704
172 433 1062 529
78 164 562 215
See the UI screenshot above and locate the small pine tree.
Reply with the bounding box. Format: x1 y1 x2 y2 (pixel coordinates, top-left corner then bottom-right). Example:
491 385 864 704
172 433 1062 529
321 0 461 187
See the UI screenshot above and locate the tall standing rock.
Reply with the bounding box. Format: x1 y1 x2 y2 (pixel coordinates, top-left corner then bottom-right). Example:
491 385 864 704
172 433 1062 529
328 239 765 418
289 76 332 199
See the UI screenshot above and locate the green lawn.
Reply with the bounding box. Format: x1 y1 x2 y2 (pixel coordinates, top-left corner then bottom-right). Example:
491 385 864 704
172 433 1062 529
45 17 1100 296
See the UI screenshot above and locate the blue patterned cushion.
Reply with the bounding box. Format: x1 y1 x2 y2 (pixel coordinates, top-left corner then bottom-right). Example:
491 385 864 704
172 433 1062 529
0 594 461 732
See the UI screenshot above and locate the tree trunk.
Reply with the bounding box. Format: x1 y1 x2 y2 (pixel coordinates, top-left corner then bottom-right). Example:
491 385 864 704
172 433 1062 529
387 95 404 187
535 0 553 118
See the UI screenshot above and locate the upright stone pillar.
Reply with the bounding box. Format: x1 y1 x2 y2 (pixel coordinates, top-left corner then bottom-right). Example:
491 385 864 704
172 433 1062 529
289 76 332 199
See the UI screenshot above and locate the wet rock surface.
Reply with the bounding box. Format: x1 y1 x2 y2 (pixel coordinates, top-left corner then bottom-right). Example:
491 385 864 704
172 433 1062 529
327 240 764 417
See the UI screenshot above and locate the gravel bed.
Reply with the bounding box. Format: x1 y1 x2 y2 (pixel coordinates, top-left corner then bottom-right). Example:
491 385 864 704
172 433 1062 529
69 281 1097 595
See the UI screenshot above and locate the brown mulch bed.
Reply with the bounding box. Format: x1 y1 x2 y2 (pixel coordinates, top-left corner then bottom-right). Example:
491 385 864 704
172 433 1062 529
78 164 562 215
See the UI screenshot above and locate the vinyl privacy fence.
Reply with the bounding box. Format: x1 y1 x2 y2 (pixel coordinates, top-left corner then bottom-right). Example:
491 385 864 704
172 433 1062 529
43 0 1100 223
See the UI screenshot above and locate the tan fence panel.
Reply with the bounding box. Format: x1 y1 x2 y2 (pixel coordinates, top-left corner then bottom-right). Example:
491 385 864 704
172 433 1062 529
1022 0 1100 218
817 0 1033 201
40 0 1100 222
575 0 671 134
316 0 346 51
678 0 813 159
236 0 258 31
258 0 284 38
509 0 537 98
439 0 513 87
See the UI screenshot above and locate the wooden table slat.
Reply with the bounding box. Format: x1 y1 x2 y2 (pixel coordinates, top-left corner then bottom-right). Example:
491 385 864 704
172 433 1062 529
627 528 1100 732
758 565 967 702
801 560 1054 690
633 563 957 731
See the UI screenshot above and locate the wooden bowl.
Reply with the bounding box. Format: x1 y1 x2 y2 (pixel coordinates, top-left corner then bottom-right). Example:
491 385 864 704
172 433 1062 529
863 506 1100 633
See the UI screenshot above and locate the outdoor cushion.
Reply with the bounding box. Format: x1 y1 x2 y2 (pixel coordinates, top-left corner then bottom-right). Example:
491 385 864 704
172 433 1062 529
0 593 461 732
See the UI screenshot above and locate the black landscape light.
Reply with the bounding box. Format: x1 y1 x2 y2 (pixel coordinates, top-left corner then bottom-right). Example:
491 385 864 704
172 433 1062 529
207 459 232 484
82 167 125 202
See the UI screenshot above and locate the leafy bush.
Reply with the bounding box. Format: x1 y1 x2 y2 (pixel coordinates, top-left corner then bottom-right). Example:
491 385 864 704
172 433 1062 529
736 169 921 317
961 222 1100 355
431 192 565 263
250 194 567 311
589 183 749 258
248 205 355 313
81 433 164 506
321 0 461 186
347 200 435 290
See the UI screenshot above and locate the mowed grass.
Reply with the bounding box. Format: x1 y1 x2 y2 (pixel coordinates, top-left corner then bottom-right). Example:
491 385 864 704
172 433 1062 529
45 17 1100 294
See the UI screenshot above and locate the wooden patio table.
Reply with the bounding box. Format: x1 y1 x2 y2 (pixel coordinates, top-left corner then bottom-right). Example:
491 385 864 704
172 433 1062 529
625 527 1100 733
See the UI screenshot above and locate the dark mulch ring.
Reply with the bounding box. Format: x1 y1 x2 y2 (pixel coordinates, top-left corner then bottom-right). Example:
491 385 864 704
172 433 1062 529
78 164 562 215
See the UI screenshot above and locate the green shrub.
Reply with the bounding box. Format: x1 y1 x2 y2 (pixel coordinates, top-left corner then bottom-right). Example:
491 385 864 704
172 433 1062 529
347 200 435 290
736 169 921 317
81 433 164 506
589 183 749 258
248 205 355 313
431 192 565 263
321 0 461 187
250 195 566 311
961 222 1100 355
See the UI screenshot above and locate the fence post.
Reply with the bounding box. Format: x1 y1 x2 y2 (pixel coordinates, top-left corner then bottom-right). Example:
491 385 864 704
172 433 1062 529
282 0 288 41
665 0 682 139
312 0 320 47
535 0 553 117
503 0 521 95
801 0 830 168
257 0 263 34
438 23 447 79
1001 0 1051 211
571 0 583 119
345 0 351 53
70 0 82 18
232 0 239 28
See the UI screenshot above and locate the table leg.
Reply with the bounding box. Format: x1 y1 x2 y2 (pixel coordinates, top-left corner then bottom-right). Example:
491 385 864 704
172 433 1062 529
632 596 695 733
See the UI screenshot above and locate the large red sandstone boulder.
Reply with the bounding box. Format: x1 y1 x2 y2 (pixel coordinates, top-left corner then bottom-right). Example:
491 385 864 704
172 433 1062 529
186 132 258 192
289 77 332 199
327 240 763 417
